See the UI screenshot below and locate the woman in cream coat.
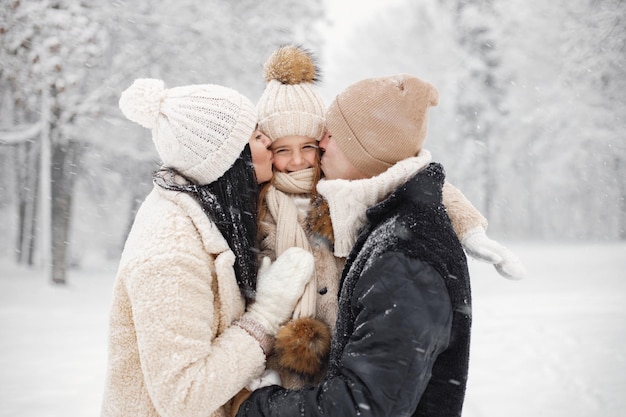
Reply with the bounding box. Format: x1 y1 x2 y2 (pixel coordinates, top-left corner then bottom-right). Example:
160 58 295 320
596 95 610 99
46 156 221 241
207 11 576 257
101 79 313 417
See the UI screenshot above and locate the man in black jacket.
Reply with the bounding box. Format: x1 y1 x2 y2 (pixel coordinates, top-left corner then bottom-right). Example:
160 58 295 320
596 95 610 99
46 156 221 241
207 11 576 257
236 74 472 417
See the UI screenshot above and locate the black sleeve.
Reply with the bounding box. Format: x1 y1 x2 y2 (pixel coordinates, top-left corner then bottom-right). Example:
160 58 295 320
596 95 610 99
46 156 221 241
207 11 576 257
236 251 453 417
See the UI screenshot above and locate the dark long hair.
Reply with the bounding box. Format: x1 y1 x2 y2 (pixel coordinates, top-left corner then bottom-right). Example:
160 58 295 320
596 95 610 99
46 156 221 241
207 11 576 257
153 144 259 300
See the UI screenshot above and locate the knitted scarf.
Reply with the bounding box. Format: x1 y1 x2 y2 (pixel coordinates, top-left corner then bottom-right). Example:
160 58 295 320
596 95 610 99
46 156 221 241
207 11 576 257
265 168 317 319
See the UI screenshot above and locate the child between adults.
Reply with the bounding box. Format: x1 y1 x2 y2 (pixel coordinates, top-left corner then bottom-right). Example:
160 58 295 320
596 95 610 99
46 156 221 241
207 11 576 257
253 45 340 391
246 45 526 394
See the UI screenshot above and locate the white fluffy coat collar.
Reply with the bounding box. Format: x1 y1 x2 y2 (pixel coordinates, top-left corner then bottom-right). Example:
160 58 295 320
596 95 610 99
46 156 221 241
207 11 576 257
316 150 432 257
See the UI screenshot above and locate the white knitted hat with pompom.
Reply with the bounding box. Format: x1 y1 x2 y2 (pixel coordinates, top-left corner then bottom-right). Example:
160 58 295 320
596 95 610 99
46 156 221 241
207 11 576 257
257 45 326 142
119 78 257 185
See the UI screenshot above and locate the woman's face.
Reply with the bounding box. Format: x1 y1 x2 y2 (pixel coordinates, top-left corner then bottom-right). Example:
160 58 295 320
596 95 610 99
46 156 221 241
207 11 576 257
270 135 319 173
249 130 273 184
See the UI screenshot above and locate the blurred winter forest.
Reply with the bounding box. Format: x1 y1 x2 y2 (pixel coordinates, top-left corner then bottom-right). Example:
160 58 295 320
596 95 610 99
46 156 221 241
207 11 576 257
1 0 624 284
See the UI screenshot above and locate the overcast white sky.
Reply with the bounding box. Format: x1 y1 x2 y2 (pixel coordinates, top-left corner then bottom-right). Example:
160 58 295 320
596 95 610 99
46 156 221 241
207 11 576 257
323 0 384 23
318 0 405 101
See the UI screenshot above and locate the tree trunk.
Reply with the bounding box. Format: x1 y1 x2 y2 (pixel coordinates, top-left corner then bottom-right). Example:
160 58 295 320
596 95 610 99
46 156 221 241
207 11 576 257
453 0 503 221
15 140 40 265
618 157 626 241
16 144 27 263
39 89 53 282
4 93 40 266
23 143 40 266
50 139 81 285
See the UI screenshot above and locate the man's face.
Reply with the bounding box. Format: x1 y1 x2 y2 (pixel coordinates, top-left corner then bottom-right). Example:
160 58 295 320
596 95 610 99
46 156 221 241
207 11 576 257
319 131 367 180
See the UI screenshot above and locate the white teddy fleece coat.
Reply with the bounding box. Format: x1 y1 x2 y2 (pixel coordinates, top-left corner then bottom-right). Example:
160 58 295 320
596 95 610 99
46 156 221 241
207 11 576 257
101 185 265 417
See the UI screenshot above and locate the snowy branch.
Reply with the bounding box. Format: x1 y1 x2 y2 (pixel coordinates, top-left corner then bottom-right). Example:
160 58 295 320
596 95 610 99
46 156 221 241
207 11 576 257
0 123 42 145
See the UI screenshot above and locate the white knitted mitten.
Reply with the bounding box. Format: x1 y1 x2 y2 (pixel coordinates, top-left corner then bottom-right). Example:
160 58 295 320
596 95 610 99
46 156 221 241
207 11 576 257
461 226 526 280
245 247 314 334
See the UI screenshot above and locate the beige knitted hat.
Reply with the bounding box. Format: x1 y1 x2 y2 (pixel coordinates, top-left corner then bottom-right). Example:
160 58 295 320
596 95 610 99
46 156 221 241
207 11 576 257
119 78 257 185
257 45 326 142
325 73 439 177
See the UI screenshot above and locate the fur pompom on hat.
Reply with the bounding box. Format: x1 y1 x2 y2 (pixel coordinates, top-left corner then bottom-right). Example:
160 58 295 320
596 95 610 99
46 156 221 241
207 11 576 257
257 45 326 142
326 73 439 177
274 317 331 378
119 78 256 185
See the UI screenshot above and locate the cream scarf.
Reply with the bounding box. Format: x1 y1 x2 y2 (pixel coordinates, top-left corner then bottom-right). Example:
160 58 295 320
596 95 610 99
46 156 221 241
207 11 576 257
265 168 317 319
317 150 433 257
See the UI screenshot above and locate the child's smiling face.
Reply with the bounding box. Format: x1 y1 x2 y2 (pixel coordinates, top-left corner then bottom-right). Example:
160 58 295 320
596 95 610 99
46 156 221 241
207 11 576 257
270 135 319 173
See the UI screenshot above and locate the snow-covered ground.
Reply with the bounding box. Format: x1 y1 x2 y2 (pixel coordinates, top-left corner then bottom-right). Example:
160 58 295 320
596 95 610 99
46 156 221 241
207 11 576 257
1 242 624 417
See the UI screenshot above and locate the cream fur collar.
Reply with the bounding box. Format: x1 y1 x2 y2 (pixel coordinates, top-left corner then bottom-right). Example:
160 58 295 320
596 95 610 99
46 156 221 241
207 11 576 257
316 150 432 257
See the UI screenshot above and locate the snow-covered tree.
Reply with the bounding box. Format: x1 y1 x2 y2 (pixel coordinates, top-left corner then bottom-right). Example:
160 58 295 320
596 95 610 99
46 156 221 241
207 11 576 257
1 0 326 275
321 0 625 241
491 0 626 239
1 0 109 283
448 0 508 222
72 0 325 263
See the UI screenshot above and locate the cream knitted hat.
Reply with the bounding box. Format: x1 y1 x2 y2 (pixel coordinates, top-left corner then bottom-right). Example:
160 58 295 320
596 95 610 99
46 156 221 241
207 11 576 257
257 45 326 142
119 78 257 185
325 73 439 177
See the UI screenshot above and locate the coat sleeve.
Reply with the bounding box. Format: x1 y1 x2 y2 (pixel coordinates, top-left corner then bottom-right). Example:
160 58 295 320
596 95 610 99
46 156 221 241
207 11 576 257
125 237 265 417
236 251 453 417
442 180 488 238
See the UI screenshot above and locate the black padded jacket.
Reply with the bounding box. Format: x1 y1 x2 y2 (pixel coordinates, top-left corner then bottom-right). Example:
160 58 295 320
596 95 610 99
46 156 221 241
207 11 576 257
236 163 472 417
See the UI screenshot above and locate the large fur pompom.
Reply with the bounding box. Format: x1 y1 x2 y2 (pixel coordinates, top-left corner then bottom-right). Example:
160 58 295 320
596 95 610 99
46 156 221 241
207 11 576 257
274 317 331 377
263 45 320 85
118 78 165 129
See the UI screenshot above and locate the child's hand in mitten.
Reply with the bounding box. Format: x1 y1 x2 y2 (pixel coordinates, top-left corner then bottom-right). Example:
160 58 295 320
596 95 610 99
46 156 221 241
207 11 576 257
461 226 526 280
